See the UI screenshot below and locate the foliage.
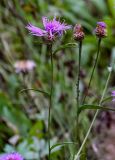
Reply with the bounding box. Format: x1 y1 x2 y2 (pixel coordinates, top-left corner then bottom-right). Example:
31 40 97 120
0 0 115 159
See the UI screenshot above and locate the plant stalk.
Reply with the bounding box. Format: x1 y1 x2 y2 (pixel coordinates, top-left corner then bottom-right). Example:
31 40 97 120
82 38 101 104
74 66 112 160
76 41 82 144
48 44 53 160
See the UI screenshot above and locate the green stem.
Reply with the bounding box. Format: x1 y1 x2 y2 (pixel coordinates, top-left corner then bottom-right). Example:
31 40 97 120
76 41 82 144
82 38 101 104
74 67 112 160
48 44 53 160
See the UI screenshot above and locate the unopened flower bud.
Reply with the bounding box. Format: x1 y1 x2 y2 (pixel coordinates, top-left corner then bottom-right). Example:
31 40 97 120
73 24 85 41
94 22 107 38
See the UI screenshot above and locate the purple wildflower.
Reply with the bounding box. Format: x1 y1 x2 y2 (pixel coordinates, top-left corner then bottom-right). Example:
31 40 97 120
26 17 71 41
112 91 115 102
94 21 107 38
0 152 23 160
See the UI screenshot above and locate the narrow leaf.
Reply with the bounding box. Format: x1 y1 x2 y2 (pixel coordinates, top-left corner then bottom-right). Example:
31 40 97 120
78 104 115 114
101 96 112 103
19 88 49 96
50 142 77 152
53 43 77 55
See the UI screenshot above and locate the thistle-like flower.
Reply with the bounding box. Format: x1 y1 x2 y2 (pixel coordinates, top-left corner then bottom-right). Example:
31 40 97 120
0 152 23 160
111 91 115 101
73 24 85 41
94 22 107 38
26 17 71 41
14 60 36 73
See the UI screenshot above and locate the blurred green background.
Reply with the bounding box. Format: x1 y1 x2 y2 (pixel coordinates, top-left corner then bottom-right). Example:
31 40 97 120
0 0 115 159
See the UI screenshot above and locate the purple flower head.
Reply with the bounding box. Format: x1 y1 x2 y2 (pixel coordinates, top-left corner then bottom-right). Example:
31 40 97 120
112 91 115 102
94 21 107 38
0 152 23 160
97 22 106 28
26 17 71 41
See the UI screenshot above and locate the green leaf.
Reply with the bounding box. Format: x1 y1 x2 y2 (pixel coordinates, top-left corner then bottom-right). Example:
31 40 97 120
107 0 115 18
101 96 112 103
0 91 31 135
53 43 78 55
29 121 44 138
78 104 115 114
19 88 49 96
50 142 77 152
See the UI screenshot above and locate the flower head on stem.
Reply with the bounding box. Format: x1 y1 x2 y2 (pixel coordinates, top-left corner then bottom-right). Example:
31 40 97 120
73 24 85 42
26 17 71 42
94 21 107 38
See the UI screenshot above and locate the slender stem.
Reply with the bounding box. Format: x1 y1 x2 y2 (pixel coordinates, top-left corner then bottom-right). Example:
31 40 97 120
48 44 53 160
76 41 82 111
74 68 112 160
82 38 101 104
76 41 82 143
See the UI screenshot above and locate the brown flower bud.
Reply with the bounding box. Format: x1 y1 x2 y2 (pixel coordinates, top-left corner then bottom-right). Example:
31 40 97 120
73 24 85 41
94 22 107 38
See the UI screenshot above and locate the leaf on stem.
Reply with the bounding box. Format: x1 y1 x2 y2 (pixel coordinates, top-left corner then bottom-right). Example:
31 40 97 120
101 96 112 103
53 43 78 55
78 104 115 114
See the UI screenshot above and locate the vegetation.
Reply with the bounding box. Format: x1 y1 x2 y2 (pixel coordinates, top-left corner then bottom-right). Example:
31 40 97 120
0 0 115 159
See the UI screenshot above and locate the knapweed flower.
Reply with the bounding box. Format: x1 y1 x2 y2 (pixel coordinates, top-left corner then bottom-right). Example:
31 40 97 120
26 17 71 41
94 22 107 38
73 24 85 41
111 91 115 102
14 60 36 73
0 152 23 160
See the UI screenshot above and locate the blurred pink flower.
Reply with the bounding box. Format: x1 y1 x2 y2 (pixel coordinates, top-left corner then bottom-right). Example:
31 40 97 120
14 60 36 73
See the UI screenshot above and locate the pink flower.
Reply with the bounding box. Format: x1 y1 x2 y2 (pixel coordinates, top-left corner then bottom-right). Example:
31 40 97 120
26 17 71 41
14 60 36 73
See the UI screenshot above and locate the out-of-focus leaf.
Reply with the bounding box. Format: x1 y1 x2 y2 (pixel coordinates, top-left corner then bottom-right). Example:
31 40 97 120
107 0 115 18
91 0 107 13
0 91 31 135
29 121 44 138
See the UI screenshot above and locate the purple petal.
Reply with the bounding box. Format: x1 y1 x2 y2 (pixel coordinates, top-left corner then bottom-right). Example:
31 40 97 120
0 152 23 160
26 23 47 37
42 17 48 29
97 22 106 28
112 91 115 96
